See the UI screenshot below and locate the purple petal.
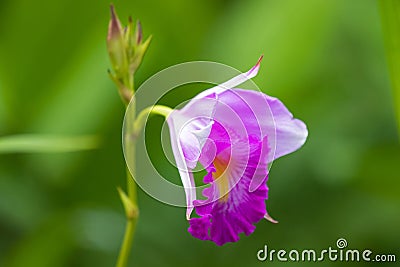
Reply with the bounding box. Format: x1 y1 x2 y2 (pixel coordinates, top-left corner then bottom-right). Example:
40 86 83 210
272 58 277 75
216 89 307 192
194 56 263 99
191 56 307 164
189 136 269 246
228 89 308 161
213 55 262 92
187 215 212 241
167 94 217 219
166 116 197 219
166 56 307 226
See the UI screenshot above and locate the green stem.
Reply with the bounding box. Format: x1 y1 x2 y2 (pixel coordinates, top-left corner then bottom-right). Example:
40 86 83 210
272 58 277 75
116 169 138 267
116 85 138 267
115 104 171 267
116 163 138 267
133 105 173 137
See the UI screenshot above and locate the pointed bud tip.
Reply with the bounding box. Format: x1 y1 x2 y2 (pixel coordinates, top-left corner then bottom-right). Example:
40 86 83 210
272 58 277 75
136 20 143 44
110 4 116 19
108 4 123 41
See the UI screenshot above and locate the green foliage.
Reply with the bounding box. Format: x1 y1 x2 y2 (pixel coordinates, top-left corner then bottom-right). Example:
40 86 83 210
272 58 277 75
380 0 400 134
0 0 399 267
0 134 99 153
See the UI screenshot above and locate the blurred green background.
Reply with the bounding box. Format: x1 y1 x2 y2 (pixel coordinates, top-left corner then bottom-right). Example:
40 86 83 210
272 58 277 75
0 0 399 266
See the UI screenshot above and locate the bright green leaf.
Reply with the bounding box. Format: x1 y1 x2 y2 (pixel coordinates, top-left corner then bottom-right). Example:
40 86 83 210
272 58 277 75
0 134 100 154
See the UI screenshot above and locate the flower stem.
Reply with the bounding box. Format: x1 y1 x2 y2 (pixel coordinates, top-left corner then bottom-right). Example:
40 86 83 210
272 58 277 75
117 217 136 267
108 6 154 265
133 105 173 137
116 168 138 267
116 90 138 267
115 104 172 267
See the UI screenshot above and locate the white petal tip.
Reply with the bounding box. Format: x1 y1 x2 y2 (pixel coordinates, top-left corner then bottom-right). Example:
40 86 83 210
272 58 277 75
265 213 278 224
245 55 263 79
186 207 193 220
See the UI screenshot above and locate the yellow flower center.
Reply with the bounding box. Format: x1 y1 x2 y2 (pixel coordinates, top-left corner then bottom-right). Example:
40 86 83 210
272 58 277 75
212 156 230 202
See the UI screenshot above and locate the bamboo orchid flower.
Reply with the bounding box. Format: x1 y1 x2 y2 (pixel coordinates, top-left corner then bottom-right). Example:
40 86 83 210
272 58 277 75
166 57 308 245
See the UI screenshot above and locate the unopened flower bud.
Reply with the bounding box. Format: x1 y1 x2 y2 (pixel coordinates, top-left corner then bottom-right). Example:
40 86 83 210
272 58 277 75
107 4 152 104
129 33 152 75
107 4 128 77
